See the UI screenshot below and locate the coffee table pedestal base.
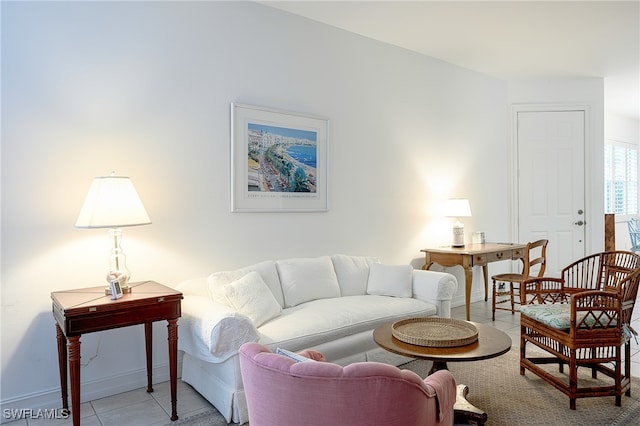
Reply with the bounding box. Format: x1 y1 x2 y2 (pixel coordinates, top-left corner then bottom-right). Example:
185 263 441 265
454 384 487 426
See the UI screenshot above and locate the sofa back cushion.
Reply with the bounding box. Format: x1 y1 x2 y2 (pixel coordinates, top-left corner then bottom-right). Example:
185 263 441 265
331 255 379 296
208 260 285 307
276 256 341 307
223 271 282 327
367 263 413 298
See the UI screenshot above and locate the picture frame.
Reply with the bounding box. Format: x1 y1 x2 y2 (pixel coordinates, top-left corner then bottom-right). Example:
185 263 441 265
231 103 329 212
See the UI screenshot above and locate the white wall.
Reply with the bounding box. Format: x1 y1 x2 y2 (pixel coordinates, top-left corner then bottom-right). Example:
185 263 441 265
1 2 510 410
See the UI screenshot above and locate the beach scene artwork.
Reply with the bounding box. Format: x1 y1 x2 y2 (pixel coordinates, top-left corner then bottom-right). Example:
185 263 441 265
247 123 317 193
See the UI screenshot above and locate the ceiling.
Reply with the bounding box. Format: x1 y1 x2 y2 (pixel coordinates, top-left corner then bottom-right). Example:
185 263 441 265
262 1 640 120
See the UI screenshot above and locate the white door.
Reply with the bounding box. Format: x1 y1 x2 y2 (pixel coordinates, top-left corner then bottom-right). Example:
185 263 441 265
516 110 586 277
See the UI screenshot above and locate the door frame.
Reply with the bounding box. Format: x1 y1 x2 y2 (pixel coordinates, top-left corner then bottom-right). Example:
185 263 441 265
510 103 594 257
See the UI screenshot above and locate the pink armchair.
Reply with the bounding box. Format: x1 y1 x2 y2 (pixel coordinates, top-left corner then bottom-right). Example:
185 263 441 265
239 342 456 426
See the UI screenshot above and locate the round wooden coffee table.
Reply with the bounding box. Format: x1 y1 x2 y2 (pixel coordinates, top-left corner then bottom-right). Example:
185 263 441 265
373 320 511 426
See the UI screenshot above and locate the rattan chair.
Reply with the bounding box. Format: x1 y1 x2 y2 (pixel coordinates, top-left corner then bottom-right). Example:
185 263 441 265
491 239 548 321
519 251 640 409
627 218 640 252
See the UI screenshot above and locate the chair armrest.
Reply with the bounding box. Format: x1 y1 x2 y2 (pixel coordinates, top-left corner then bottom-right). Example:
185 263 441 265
522 277 567 304
570 290 622 330
412 269 458 318
178 295 259 363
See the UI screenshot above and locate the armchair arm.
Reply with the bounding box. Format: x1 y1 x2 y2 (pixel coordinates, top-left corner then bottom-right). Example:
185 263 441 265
412 269 458 318
521 277 567 305
422 369 457 423
570 290 622 331
178 295 259 363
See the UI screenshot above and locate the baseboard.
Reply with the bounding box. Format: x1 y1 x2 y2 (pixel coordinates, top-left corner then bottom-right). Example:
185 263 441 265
0 362 176 423
452 290 487 309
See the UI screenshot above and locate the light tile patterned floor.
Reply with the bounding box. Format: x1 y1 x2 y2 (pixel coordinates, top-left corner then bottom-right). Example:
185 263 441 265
5 299 640 425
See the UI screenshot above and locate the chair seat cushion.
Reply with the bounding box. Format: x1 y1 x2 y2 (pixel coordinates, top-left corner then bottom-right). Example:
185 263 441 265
520 304 617 330
520 304 572 329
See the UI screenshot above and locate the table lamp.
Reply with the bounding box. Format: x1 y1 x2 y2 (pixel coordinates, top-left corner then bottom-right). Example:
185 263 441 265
75 173 151 293
445 198 471 247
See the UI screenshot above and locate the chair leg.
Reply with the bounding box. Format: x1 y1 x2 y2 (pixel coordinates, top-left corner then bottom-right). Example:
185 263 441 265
492 280 497 321
626 342 632 397
569 351 578 410
509 282 515 314
519 328 526 375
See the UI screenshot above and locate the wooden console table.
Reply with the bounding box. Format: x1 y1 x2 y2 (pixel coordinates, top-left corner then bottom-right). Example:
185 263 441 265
421 243 526 320
51 281 182 426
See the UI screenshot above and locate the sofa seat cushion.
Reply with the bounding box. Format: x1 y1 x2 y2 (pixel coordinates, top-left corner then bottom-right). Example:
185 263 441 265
257 295 436 350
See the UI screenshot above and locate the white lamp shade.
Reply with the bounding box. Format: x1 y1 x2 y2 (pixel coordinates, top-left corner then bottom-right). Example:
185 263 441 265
75 175 151 228
444 199 472 218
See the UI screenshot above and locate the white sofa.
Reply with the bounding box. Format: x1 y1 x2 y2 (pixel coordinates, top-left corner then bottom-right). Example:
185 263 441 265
176 255 458 424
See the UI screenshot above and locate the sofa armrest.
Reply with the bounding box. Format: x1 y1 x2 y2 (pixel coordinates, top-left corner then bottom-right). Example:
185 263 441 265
178 295 260 363
412 269 458 318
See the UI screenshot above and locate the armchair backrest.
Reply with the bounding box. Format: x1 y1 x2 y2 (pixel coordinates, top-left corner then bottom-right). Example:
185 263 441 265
600 251 640 292
238 342 456 426
562 251 640 292
561 251 640 324
628 218 640 252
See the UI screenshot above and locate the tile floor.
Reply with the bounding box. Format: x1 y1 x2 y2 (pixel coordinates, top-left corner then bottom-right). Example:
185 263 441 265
5 298 640 425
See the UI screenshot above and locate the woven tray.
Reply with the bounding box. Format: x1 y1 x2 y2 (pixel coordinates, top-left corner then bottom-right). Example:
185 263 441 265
391 317 478 347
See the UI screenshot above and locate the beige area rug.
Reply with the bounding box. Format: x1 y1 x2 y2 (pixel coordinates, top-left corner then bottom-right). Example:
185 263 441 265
168 350 640 426
402 349 640 426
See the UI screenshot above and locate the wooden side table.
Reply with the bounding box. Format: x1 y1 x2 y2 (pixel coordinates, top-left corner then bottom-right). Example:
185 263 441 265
421 243 526 320
51 281 183 426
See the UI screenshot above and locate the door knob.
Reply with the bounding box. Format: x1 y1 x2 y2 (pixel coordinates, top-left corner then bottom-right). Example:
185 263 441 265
574 220 585 226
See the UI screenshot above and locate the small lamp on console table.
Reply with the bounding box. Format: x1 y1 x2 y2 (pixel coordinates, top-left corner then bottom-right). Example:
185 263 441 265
75 173 151 293
445 198 471 247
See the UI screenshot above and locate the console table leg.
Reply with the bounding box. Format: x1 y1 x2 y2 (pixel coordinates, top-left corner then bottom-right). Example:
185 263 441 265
68 336 81 426
482 265 489 301
145 322 153 393
55 324 69 415
463 266 473 321
168 319 179 421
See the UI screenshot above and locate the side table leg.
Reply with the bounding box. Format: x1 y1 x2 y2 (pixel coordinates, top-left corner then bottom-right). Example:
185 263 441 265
454 384 488 426
428 361 448 375
167 319 179 421
68 336 81 426
55 324 69 415
145 322 153 393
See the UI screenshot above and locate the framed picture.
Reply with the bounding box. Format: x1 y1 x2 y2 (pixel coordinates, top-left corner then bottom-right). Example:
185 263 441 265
231 103 329 212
